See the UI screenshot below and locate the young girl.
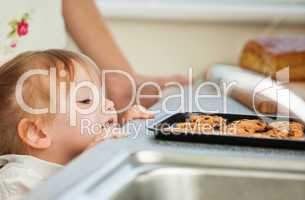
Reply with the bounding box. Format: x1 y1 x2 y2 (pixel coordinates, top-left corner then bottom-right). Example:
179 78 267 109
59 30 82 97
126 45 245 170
0 0 188 110
0 49 154 200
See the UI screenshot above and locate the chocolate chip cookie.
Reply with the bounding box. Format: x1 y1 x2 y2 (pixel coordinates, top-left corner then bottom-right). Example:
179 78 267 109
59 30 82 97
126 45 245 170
226 119 268 136
266 121 304 139
189 114 225 129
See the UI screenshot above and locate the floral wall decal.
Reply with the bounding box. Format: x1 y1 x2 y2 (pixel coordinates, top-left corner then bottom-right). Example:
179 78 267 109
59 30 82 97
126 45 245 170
7 13 30 48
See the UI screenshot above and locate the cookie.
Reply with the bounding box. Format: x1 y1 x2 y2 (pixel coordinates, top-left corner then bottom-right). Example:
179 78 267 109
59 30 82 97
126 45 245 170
264 129 289 138
172 115 304 139
226 119 268 136
175 121 214 132
176 122 195 129
267 121 304 139
189 114 225 129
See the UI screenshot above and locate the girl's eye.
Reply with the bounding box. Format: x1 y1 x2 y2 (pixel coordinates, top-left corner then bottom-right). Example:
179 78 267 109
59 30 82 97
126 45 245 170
78 99 92 104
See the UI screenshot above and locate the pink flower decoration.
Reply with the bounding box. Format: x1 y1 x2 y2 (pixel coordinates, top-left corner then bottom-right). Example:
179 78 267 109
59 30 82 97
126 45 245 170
10 42 17 48
17 20 29 36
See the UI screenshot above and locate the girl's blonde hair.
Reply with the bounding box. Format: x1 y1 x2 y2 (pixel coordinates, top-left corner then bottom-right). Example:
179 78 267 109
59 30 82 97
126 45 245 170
0 49 91 155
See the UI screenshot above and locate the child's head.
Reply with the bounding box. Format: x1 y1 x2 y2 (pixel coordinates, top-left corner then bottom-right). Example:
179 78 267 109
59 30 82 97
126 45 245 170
0 49 117 164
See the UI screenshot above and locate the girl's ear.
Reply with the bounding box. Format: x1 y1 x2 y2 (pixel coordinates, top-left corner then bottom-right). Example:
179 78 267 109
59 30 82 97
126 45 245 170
17 118 52 149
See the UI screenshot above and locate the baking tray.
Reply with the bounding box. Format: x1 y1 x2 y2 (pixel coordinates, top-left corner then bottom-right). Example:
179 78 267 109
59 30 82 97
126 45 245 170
148 112 305 150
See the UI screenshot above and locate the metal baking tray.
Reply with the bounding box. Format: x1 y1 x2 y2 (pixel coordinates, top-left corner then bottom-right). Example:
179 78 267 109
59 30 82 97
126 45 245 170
149 112 305 150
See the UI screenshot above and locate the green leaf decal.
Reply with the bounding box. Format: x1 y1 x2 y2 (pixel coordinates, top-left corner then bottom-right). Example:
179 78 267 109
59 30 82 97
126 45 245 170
22 13 30 21
9 20 18 27
7 29 17 38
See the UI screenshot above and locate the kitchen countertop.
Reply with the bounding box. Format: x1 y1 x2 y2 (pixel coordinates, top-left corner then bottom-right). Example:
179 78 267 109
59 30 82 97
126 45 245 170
24 82 305 200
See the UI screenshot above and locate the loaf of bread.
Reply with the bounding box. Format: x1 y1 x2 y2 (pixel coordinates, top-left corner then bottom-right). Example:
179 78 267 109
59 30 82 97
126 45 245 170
239 36 305 80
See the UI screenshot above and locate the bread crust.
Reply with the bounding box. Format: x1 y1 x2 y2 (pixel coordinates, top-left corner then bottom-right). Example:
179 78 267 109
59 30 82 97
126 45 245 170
239 36 305 80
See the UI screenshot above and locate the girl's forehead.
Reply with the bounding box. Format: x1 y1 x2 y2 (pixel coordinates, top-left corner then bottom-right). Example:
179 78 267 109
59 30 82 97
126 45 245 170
73 60 100 84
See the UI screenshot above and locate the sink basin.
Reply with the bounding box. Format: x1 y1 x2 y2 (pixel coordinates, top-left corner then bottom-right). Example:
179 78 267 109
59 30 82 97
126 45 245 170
58 151 305 200
112 167 305 200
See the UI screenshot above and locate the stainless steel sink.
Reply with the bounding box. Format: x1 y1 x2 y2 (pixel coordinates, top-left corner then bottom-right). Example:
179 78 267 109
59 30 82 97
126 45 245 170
59 151 305 200
112 167 305 200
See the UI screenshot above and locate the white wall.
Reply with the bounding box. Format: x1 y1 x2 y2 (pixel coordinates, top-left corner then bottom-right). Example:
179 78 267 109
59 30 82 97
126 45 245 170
104 19 305 77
